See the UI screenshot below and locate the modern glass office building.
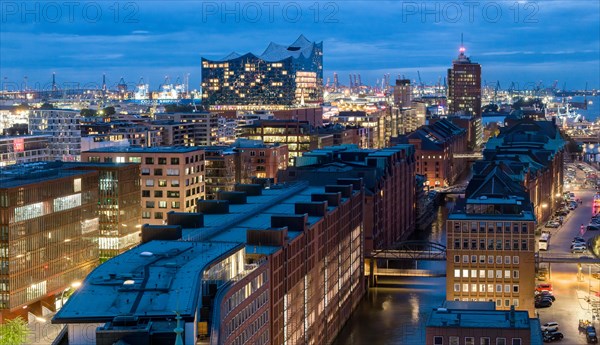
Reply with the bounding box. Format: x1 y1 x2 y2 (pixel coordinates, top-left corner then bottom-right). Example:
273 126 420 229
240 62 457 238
202 35 323 110
0 162 99 321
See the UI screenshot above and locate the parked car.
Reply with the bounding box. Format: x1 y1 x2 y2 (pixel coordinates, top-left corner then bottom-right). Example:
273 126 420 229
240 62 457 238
588 224 600 231
573 245 588 253
536 299 552 308
543 330 563 342
536 283 553 292
536 291 556 301
585 327 598 344
536 296 555 305
572 243 588 250
542 322 559 332
546 220 561 228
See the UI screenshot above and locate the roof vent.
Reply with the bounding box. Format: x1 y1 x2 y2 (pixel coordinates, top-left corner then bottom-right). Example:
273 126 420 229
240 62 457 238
139 251 153 257
123 280 135 285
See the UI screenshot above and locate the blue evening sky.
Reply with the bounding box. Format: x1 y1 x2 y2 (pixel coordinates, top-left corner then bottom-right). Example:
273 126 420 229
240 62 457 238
1 0 599 91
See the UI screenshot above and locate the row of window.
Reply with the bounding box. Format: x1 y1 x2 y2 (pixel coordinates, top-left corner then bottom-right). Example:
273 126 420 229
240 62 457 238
142 211 165 220
142 191 180 199
433 336 521 345
453 255 521 265
451 222 529 234
452 239 529 251
453 283 520 294
141 168 181 176
226 290 269 337
144 201 181 209
453 268 519 279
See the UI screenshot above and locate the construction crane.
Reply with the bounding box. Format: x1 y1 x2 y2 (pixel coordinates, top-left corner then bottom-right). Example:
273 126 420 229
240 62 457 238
494 81 501 104
417 71 424 97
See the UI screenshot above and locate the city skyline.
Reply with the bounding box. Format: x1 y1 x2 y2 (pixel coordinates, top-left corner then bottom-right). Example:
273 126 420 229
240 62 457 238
1 1 599 91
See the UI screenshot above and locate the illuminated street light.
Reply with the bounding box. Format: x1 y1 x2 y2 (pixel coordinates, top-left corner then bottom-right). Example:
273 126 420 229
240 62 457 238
71 281 82 289
542 203 549 208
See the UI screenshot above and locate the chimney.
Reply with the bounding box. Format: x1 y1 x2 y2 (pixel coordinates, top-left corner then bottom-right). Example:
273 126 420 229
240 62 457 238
271 214 307 231
311 192 342 206
218 191 248 204
234 184 262 196
246 227 288 246
295 201 328 216
197 200 230 214
324 184 353 198
141 224 182 244
167 212 204 228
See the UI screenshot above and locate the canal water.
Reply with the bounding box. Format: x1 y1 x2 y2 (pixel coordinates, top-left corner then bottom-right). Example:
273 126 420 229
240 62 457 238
333 198 455 345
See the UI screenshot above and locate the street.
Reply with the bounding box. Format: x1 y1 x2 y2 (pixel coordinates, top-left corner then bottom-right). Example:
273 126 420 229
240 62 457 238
537 162 600 344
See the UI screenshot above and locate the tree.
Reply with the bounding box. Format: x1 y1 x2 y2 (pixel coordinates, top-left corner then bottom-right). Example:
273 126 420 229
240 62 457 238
80 109 97 117
0 317 30 345
39 102 54 110
102 106 116 116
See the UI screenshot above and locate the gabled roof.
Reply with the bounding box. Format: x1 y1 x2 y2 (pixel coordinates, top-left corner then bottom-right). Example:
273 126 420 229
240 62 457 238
466 164 528 200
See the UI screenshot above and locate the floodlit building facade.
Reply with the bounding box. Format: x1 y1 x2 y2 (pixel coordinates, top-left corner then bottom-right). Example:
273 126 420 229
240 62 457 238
446 165 536 316
82 147 205 225
63 163 141 262
0 162 99 322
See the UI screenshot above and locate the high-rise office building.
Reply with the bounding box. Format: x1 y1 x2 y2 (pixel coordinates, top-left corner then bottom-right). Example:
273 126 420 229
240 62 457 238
0 162 99 322
394 79 412 109
63 163 141 262
201 35 323 110
447 40 482 116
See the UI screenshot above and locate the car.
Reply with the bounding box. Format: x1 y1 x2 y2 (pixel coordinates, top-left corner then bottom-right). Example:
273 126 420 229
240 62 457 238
588 224 600 231
587 326 598 344
536 283 553 292
543 330 563 342
573 245 588 253
573 238 586 245
534 295 554 303
541 322 559 332
536 292 556 301
546 221 560 228
555 210 569 216
536 299 552 308
572 243 588 250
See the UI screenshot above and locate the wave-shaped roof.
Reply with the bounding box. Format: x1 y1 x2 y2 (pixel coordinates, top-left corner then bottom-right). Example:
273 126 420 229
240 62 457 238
216 35 320 62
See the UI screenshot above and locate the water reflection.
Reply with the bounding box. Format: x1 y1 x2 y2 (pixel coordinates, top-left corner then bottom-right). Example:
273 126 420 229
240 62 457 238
333 198 454 345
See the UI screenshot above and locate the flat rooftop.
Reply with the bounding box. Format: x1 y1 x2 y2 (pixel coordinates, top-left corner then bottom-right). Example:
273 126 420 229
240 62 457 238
183 181 356 255
0 162 96 189
53 240 242 323
85 146 204 153
427 306 531 329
